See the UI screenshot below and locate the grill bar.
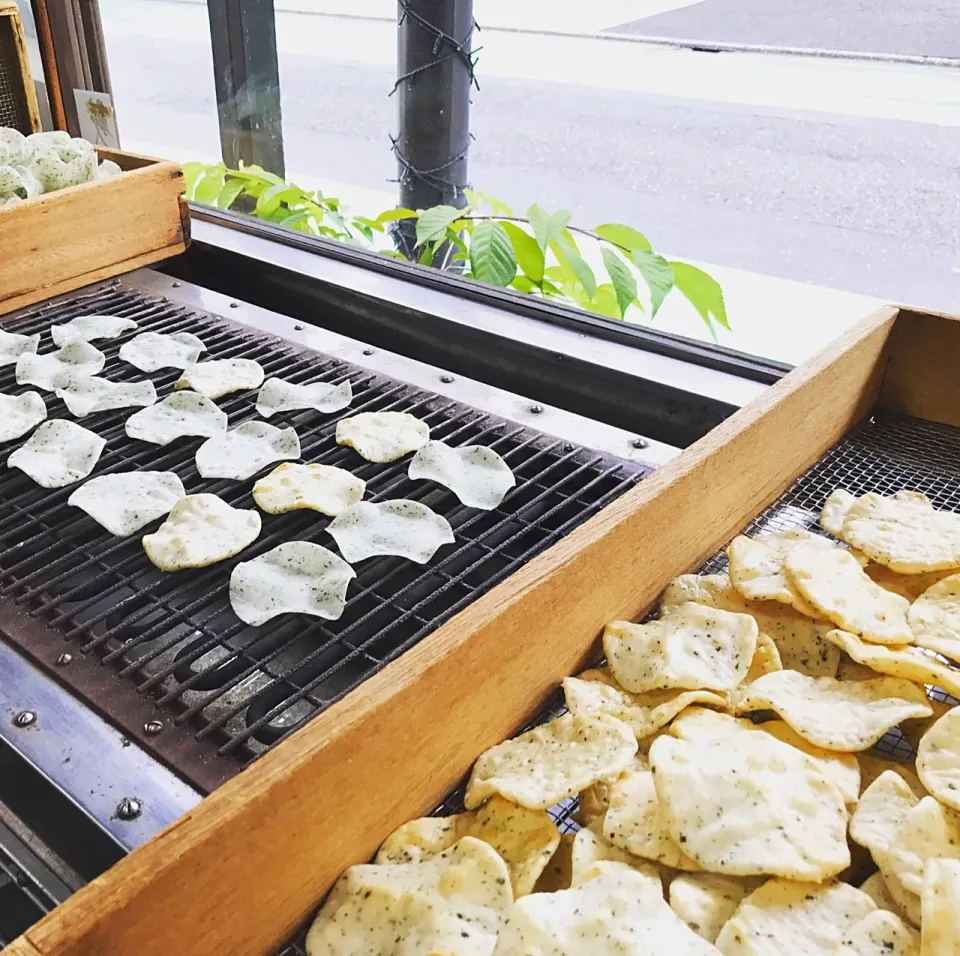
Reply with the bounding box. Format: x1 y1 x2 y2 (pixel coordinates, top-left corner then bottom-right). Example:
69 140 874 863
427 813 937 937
0 285 648 791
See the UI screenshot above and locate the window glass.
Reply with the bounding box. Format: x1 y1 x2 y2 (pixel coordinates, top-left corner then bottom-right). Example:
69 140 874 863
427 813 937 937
95 0 958 365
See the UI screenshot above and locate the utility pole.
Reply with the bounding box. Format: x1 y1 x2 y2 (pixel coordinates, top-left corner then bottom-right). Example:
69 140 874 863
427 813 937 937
393 0 475 250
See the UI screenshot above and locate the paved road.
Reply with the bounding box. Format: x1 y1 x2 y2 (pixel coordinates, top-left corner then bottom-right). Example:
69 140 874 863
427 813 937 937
614 0 957 58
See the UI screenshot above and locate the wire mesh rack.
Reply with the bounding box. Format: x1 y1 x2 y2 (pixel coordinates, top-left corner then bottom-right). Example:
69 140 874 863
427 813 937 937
277 409 960 954
0 285 649 791
0 14 30 133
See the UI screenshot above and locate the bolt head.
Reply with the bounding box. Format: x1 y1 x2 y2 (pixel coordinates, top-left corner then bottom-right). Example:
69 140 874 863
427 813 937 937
116 797 142 821
631 437 649 449
362 348 374 356
143 720 163 736
229 301 240 308
172 281 182 288
12 711 36 728
529 405 544 414
440 375 454 384
294 324 304 331
56 652 73 665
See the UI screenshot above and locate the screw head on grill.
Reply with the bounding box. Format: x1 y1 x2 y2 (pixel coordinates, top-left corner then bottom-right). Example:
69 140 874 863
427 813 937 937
172 281 182 288
56 652 73 666
229 301 240 309
362 349 374 356
440 375 454 384
294 324 304 331
529 405 544 414
12 711 36 728
632 437 649 449
143 720 164 735
115 797 142 821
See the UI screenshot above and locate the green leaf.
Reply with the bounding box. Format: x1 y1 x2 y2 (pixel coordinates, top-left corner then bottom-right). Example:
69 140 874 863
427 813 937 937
527 204 572 252
551 236 597 300
375 207 418 226
418 245 436 266
590 284 623 320
541 278 564 298
511 275 539 294
192 168 225 206
472 190 514 217
278 209 314 229
182 162 205 196
353 216 385 234
670 261 729 335
601 248 638 318
415 205 462 246
469 221 517 287
501 222 544 284
594 223 652 253
630 250 674 317
216 178 246 210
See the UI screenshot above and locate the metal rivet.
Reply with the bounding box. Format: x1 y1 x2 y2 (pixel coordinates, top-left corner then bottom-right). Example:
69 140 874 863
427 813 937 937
362 349 374 356
293 324 304 331
56 652 73 666
439 375 454 384
563 443 575 452
529 405 544 414
631 437 649 449
12 711 36 728
229 301 240 308
116 797 142 821
172 281 182 288
143 720 163 736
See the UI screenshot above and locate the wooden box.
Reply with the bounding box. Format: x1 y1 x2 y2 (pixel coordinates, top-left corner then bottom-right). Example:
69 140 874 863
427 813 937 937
0 148 189 317
6 303 960 956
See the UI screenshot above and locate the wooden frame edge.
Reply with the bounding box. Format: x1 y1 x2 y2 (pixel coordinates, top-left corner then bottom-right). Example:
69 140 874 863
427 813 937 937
24 305 899 956
2 1 42 133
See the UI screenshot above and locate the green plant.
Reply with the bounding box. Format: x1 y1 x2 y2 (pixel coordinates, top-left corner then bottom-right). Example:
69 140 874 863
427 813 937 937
183 163 728 338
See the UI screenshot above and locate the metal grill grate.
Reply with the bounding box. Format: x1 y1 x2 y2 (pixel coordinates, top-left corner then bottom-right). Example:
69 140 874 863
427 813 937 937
275 410 960 956
0 18 30 133
0 285 648 791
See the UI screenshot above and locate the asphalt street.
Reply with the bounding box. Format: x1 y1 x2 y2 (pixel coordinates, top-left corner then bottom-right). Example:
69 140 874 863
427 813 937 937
614 0 956 58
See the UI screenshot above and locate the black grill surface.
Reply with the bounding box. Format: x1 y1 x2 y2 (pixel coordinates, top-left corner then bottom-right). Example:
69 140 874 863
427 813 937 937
278 410 960 954
0 284 648 792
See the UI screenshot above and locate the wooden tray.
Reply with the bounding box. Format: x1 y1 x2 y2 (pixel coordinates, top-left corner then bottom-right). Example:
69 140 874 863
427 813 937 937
6 303 960 956
0 148 189 317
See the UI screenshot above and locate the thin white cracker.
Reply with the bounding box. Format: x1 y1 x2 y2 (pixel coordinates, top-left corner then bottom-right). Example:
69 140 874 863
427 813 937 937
55 375 157 417
850 770 921 860
125 391 228 445
908 573 960 662
175 358 265 400
16 341 105 391
326 499 454 564
670 873 764 944
727 530 833 617
229 541 354 626
660 574 841 678
821 489 857 536
917 707 960 812
464 713 637 811
8 419 105 488
67 471 185 536
0 329 40 367
832 908 919 955
143 494 261 571
786 545 913 645
715 878 876 956
119 331 205 372
604 601 757 694
408 440 515 510
255 377 352 417
335 410 429 463
838 491 960 574
921 858 960 956
50 314 137 346
195 421 300 480
0 391 46 441
252 462 365 517
886 796 960 897
733 670 932 752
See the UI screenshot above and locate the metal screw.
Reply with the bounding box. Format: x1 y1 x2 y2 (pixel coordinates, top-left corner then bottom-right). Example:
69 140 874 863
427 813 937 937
631 437 649 450
362 348 374 356
440 375 454 384
12 711 36 728
294 324 304 331
115 797 142 821
56 652 73 666
563 443 575 452
172 281 182 288
143 720 163 735
529 405 544 414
